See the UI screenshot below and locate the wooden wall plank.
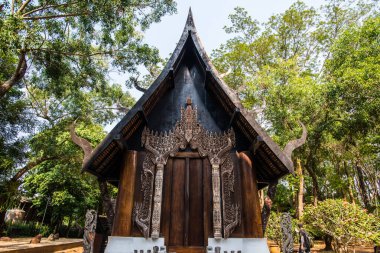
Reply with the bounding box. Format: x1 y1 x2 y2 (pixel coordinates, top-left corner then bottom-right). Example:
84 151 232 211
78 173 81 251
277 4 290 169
169 158 186 246
112 150 137 236
162 158 173 245
239 152 263 238
188 158 204 246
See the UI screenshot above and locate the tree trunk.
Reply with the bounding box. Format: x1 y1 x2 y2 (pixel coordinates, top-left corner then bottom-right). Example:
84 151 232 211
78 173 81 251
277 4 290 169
11 156 58 182
0 52 27 98
306 155 321 206
356 162 371 210
324 235 333 251
261 181 278 235
258 189 265 210
296 159 304 219
98 179 114 233
66 215 73 238
343 161 356 205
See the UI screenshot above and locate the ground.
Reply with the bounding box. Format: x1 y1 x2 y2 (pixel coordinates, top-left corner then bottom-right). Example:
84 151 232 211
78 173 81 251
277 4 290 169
307 240 374 253
0 237 82 252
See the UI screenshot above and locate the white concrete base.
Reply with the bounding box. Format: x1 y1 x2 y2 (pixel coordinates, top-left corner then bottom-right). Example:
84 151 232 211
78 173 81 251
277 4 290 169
207 238 270 253
105 236 166 253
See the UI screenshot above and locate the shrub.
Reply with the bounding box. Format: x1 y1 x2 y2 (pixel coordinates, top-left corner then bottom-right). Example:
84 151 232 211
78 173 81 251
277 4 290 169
303 199 380 253
4 222 52 237
266 212 282 246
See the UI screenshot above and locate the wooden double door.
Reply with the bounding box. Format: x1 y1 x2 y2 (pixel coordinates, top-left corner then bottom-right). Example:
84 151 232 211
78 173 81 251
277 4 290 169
161 153 212 253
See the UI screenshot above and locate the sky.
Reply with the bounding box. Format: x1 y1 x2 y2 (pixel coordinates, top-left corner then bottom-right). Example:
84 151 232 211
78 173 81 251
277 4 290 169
144 0 326 58
110 0 326 99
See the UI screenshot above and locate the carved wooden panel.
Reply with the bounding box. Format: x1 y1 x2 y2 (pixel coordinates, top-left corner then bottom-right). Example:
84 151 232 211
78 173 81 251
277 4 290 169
133 99 240 239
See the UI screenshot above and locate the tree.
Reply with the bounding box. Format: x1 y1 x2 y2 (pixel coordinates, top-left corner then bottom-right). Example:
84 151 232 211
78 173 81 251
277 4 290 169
0 1 175 219
324 16 380 210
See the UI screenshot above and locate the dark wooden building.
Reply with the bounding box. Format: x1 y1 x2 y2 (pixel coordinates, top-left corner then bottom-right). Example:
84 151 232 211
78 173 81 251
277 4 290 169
84 9 295 253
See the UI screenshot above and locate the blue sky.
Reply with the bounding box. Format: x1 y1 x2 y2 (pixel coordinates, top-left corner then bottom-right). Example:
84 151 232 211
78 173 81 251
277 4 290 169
144 0 326 58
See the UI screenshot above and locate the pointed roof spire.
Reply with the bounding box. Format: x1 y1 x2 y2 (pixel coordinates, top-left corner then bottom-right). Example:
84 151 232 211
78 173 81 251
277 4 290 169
186 7 195 29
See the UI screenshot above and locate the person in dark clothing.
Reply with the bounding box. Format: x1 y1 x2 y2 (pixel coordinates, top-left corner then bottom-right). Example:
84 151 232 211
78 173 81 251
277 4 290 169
298 223 311 253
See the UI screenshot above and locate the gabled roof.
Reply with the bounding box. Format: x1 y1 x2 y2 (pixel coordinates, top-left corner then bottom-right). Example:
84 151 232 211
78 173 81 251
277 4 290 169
83 9 294 188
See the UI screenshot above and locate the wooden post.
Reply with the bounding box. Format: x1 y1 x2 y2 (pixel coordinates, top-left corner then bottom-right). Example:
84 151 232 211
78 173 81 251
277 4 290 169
112 150 137 236
239 152 263 238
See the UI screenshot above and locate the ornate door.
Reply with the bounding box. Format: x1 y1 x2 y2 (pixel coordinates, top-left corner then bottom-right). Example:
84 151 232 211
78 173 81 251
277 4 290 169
162 154 207 252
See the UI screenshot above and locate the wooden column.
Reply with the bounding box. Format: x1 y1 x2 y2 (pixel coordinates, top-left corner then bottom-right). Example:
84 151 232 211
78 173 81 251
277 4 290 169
112 150 137 236
239 152 263 238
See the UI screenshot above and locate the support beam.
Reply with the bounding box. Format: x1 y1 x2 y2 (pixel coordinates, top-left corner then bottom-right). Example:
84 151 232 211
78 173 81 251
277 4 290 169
239 152 263 238
151 163 165 239
211 164 222 239
112 150 137 236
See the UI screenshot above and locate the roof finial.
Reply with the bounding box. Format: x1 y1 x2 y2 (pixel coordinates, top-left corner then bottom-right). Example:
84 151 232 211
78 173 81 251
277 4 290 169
186 97 192 106
186 7 195 27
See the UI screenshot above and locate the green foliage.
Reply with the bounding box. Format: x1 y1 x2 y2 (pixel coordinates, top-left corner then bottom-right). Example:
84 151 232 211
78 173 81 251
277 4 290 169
303 199 380 253
22 121 104 224
0 0 177 97
5 222 52 237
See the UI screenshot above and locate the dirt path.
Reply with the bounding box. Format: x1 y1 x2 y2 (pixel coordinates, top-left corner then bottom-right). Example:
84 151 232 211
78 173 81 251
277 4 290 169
300 240 374 253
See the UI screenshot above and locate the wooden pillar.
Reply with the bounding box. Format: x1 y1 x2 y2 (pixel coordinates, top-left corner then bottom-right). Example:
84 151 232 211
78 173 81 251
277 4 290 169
112 150 137 236
239 152 263 238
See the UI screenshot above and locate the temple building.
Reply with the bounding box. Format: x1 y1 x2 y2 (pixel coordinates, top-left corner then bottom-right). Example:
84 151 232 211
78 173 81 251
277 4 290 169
83 9 295 253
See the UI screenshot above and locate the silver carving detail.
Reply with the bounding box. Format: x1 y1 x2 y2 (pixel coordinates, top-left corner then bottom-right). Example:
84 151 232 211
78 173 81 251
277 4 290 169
221 155 240 238
133 152 155 238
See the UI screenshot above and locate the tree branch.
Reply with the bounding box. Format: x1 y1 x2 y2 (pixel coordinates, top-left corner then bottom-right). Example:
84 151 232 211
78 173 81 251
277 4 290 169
69 120 93 164
17 0 32 14
22 12 88 20
11 0 15 14
129 76 147 93
11 156 58 182
22 2 79 17
27 47 121 57
0 51 27 98
283 121 307 159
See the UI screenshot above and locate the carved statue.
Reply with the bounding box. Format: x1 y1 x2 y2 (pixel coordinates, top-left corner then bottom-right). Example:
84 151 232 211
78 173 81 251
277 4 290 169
83 209 97 253
281 213 293 253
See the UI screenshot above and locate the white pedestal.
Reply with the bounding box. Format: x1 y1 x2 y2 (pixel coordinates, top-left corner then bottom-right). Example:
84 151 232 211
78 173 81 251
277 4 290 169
105 237 269 253
207 238 270 253
105 236 166 253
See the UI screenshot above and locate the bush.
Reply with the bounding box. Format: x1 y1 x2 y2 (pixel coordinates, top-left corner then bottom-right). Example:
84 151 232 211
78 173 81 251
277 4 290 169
4 222 52 237
303 199 380 253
